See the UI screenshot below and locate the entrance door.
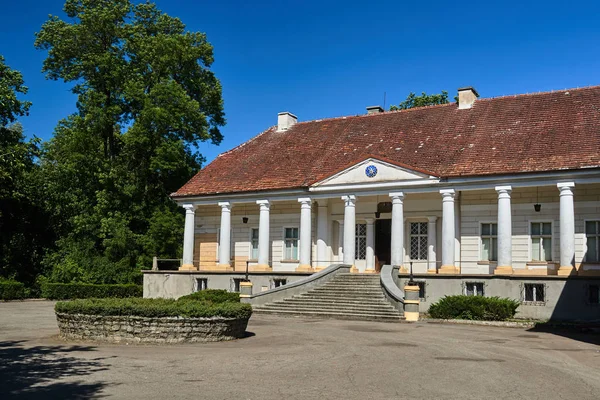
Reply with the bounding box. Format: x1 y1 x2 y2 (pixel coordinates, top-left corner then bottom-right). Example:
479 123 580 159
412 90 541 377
375 219 391 271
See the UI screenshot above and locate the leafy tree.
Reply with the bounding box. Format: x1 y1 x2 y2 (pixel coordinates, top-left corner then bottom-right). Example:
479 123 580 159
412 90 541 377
35 0 225 283
0 56 52 287
390 90 451 110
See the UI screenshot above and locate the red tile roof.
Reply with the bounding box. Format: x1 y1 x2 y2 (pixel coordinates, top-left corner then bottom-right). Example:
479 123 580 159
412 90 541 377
174 86 600 197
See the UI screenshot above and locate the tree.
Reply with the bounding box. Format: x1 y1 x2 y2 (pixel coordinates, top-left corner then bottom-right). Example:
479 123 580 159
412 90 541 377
390 91 451 110
35 0 225 283
0 56 52 287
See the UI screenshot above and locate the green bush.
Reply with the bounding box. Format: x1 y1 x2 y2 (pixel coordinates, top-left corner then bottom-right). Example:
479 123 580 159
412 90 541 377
0 280 26 301
178 289 240 303
42 283 142 300
55 297 252 320
428 295 520 321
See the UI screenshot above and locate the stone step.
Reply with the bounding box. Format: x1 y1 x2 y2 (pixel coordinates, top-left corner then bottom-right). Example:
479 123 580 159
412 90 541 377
253 308 403 322
255 306 400 318
319 282 382 287
308 288 385 295
268 302 397 313
284 298 392 306
296 295 387 302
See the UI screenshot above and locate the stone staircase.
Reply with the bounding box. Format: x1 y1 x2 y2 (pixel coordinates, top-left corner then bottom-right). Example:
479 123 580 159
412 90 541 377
253 273 404 322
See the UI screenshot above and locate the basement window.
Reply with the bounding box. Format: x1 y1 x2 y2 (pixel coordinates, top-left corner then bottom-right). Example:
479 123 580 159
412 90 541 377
464 282 485 296
194 278 208 292
415 281 426 300
272 278 287 289
232 278 244 292
523 283 546 304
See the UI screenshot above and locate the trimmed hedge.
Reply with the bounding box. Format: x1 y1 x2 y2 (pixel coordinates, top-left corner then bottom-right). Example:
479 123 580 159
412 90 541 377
178 289 240 303
0 280 26 301
42 283 142 300
428 295 520 321
55 297 252 320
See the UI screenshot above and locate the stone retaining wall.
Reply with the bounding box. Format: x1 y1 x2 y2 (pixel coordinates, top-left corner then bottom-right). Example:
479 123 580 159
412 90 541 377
56 312 249 343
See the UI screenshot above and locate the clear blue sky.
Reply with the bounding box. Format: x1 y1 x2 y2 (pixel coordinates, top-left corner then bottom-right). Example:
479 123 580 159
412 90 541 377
1 0 600 164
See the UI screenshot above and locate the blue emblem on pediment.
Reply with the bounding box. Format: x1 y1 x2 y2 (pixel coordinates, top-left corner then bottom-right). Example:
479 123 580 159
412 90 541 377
365 165 378 178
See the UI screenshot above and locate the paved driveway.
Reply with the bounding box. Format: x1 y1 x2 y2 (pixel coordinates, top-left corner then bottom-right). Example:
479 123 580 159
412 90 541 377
0 301 599 399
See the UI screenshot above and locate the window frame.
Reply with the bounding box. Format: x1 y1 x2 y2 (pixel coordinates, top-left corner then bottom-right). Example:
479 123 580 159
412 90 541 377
584 220 600 263
409 221 428 261
271 278 287 289
194 278 208 292
522 282 547 305
529 221 554 262
231 278 244 293
479 222 498 262
355 223 367 260
283 226 299 261
249 227 260 260
463 281 485 296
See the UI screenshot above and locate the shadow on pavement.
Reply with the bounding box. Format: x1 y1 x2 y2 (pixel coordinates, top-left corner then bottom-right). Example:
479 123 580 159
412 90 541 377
528 324 600 346
0 340 111 399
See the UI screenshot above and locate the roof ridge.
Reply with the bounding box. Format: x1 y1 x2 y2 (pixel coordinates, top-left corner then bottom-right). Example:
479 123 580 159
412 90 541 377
215 125 276 158
476 84 600 103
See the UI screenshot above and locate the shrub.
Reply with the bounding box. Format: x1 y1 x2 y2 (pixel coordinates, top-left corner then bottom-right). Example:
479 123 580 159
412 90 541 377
178 289 240 303
42 283 142 300
428 295 520 321
0 280 26 301
55 297 252 320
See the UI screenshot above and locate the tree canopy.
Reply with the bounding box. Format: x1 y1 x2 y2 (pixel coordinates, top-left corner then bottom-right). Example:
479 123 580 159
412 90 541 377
30 0 225 284
389 91 451 110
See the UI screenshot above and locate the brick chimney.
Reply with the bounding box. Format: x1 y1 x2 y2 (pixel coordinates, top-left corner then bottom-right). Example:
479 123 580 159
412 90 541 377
277 112 297 131
458 87 479 109
366 105 384 114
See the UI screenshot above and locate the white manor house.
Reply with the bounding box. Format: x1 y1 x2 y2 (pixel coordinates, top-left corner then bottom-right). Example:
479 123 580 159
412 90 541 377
144 86 600 321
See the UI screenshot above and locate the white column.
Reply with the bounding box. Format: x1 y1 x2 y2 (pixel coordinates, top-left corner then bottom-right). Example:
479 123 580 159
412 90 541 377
316 199 329 269
256 200 271 271
180 204 196 270
495 186 513 275
365 218 375 273
454 193 461 268
297 198 313 272
342 195 356 269
558 182 576 275
337 220 344 262
427 216 437 273
390 192 404 267
439 189 456 273
217 202 232 269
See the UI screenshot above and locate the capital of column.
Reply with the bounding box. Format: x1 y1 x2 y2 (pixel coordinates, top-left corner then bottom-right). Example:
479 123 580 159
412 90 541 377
218 201 232 211
316 198 328 207
298 197 312 208
336 219 344 226
440 189 456 201
495 185 512 198
364 218 375 225
557 182 575 196
256 200 270 211
341 195 356 207
389 192 404 203
427 216 438 223
183 203 196 213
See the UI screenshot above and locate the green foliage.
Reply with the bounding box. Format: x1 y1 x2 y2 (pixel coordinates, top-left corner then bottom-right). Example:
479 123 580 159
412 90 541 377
428 295 520 321
390 91 450 111
34 0 225 283
55 297 253 319
41 282 142 300
0 55 31 126
0 279 26 301
178 289 240 303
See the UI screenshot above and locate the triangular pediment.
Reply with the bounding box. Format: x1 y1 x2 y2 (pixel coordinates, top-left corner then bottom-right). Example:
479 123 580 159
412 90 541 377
311 157 438 188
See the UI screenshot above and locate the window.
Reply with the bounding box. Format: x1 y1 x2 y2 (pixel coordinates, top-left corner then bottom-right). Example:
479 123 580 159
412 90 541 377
524 283 545 303
232 278 244 292
531 222 552 261
194 278 208 292
588 284 600 305
415 281 426 300
355 224 367 260
272 278 287 289
250 228 259 259
464 282 485 296
481 223 498 261
284 228 299 260
410 222 428 260
585 221 600 263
